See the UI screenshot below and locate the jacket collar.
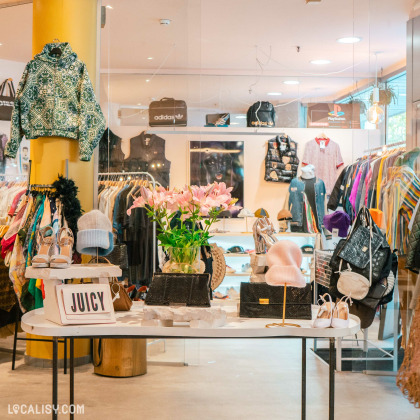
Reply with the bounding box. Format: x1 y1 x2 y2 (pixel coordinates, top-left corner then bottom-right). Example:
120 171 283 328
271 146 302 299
35 42 76 63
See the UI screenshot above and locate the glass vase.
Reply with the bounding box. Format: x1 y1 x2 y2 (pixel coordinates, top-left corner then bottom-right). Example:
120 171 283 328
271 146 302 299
166 247 201 274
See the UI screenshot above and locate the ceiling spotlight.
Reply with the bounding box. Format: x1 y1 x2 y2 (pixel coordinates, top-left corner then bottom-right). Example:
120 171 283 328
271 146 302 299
145 79 150 83
310 59 331 65
283 80 300 85
137 103 142 105
267 92 282 96
337 37 362 44
105 5 113 9
147 57 153 60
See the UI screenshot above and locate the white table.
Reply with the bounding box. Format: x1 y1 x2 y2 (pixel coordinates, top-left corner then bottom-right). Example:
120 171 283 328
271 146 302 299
22 305 360 420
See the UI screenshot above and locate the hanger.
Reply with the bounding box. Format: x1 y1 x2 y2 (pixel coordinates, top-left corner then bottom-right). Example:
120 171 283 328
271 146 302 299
49 38 62 57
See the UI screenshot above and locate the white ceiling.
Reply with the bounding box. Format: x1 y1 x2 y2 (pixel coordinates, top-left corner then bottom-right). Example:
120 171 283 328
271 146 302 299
0 0 412 113
101 0 411 111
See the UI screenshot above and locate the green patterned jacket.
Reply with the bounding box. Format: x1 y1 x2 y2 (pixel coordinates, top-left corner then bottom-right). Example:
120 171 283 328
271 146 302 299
5 42 105 161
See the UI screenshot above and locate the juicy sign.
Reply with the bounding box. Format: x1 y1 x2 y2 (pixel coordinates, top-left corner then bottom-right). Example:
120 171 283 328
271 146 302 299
61 284 111 315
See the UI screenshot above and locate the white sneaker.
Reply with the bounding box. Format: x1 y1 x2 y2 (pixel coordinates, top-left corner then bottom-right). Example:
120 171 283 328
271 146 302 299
226 265 236 274
331 295 352 328
241 263 252 273
312 293 335 328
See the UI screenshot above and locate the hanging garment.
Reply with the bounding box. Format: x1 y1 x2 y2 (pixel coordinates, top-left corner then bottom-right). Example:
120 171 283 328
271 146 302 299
288 177 326 233
264 135 299 183
0 133 8 174
98 128 125 173
124 131 171 188
0 257 16 312
397 295 420 407
5 42 106 161
302 138 344 195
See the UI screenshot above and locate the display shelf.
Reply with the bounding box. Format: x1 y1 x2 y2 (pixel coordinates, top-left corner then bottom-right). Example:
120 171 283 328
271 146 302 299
223 253 251 257
147 126 289 136
225 272 251 277
25 263 122 280
211 232 317 237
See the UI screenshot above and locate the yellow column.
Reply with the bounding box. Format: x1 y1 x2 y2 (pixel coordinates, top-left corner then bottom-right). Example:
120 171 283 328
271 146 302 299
26 0 99 363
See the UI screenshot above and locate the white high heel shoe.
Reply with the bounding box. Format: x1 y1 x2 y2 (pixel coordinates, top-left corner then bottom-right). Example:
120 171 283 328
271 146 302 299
32 226 55 268
331 295 352 328
50 228 74 269
313 293 335 328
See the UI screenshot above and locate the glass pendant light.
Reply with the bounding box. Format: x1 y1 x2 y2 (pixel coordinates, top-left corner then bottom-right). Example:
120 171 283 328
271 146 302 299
366 54 385 125
367 87 385 124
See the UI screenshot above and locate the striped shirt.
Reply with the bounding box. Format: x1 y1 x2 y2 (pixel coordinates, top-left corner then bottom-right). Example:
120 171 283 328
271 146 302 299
382 167 420 253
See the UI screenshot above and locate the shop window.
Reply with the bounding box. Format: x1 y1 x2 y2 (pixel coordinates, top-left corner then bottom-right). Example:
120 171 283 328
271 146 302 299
385 72 406 145
338 86 373 130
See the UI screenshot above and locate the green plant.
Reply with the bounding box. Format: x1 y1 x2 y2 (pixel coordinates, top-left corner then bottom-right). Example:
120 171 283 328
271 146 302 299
127 183 240 250
369 83 398 106
345 96 367 114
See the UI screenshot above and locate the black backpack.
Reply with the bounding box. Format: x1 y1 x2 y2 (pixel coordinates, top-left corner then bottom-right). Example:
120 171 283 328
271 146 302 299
247 101 276 128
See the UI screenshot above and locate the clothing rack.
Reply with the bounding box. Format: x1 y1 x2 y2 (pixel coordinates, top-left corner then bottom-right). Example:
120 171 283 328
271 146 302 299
0 174 28 179
363 141 406 153
10 182 63 371
9 167 65 370
29 184 54 189
97 171 157 273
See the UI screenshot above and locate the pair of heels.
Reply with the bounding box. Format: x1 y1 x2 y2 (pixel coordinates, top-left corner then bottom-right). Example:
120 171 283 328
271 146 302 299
313 294 352 329
253 217 278 253
32 226 74 269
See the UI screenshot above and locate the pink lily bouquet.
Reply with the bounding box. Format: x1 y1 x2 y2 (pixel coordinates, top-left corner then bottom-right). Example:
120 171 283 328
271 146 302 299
128 182 240 251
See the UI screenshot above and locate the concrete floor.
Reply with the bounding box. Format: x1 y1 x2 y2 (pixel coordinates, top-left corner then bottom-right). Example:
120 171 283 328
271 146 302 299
0 336 418 420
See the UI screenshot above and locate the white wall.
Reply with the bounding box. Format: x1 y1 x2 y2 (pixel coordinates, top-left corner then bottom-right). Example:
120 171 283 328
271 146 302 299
105 126 380 230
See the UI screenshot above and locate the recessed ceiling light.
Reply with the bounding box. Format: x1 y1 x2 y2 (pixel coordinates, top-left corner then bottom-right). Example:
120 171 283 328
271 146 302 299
235 115 247 119
105 5 113 9
145 79 150 83
137 102 142 105
283 80 299 85
267 92 282 96
0 43 3 47
147 57 153 60
337 37 362 44
310 59 331 65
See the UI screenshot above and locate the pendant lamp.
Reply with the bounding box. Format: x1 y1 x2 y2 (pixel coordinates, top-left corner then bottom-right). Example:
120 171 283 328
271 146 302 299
366 54 385 125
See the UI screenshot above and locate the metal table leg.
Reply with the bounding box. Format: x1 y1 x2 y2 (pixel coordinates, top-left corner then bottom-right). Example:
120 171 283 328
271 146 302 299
52 337 58 420
302 338 306 420
336 338 342 372
64 338 67 375
329 338 335 420
12 309 19 370
70 338 74 420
